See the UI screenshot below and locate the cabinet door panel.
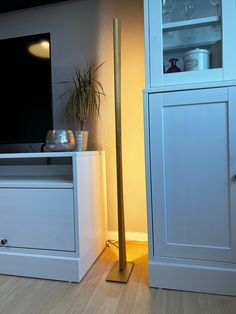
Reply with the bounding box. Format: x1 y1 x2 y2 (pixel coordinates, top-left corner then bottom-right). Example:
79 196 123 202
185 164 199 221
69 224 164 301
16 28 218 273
0 189 75 252
164 102 229 247
149 87 236 262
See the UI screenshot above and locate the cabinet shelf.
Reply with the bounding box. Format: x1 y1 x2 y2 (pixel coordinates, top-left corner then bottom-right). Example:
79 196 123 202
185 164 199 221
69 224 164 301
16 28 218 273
0 175 73 188
163 16 220 32
163 40 217 53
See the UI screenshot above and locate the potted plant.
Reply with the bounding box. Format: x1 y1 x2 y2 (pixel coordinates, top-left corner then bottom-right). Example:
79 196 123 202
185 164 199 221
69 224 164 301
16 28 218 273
61 63 106 151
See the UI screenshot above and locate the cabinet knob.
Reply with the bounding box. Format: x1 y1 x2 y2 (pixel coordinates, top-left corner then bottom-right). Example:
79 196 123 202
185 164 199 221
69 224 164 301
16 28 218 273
0 239 7 246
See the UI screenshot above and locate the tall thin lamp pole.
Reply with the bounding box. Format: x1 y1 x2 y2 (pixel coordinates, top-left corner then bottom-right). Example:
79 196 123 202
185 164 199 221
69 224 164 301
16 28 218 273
106 18 134 283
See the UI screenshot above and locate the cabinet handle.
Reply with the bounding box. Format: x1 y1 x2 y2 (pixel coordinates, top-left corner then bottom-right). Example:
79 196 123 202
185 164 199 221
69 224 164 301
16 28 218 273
0 239 7 246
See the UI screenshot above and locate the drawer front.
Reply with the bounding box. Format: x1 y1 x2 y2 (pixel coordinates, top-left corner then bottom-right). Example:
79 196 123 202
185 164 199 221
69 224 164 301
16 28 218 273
0 189 75 252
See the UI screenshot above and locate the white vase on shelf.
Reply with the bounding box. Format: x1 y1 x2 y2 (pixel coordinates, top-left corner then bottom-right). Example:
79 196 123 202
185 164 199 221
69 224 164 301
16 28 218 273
73 130 88 151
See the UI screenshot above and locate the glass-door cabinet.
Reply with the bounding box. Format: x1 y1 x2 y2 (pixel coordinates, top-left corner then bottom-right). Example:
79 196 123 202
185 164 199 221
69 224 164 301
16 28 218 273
144 0 236 87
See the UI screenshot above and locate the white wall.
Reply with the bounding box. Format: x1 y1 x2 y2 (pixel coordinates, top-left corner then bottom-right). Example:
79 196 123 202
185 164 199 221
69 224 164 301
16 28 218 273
0 0 147 237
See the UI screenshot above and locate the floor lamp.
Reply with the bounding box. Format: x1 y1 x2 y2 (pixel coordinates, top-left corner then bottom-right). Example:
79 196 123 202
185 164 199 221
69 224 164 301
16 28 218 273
106 18 134 283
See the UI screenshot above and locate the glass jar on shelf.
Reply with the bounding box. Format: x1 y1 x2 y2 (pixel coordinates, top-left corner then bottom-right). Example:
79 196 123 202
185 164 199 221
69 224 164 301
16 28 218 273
181 0 197 20
162 0 176 23
209 0 221 16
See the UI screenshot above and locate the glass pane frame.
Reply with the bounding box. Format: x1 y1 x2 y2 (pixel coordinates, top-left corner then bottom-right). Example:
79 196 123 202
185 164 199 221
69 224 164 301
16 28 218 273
145 0 236 88
162 0 222 74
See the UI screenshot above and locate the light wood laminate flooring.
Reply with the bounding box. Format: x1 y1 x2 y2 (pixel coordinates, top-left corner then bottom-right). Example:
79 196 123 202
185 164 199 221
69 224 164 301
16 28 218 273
0 242 236 314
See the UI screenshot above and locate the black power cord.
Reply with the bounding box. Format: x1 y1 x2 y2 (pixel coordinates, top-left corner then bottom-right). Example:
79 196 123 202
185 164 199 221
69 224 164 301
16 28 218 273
105 240 119 249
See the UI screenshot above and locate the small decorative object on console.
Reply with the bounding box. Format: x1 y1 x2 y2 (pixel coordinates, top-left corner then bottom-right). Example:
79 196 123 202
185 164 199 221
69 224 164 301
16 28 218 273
45 129 75 152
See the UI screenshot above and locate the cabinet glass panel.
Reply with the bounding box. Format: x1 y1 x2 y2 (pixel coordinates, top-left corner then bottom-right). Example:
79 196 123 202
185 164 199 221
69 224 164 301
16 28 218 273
162 0 222 74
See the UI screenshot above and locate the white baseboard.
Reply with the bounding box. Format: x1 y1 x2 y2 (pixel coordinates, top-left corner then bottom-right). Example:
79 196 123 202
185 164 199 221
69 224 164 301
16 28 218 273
149 260 236 296
107 231 148 242
0 251 81 282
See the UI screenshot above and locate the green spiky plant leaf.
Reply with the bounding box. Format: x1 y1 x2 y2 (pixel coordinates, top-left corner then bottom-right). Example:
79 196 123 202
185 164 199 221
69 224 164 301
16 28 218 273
61 63 106 131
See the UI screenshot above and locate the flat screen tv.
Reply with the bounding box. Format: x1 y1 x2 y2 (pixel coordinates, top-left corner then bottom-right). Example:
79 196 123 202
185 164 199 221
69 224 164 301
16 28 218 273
0 33 53 145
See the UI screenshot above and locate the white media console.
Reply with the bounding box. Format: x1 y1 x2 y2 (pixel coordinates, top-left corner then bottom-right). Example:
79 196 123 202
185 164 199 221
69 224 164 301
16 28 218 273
0 151 107 282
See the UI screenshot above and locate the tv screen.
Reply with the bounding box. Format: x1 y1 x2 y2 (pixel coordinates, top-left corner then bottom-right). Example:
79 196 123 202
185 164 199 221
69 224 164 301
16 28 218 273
0 33 53 144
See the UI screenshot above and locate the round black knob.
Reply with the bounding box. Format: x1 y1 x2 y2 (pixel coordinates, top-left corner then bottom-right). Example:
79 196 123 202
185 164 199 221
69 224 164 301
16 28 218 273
0 239 7 246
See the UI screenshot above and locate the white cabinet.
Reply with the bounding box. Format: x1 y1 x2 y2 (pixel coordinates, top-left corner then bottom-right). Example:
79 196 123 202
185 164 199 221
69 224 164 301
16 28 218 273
143 0 236 295
144 0 236 87
0 151 107 282
144 86 236 295
144 0 236 295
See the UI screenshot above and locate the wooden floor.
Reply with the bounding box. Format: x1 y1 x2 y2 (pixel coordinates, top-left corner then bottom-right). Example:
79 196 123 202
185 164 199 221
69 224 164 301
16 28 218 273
0 242 236 313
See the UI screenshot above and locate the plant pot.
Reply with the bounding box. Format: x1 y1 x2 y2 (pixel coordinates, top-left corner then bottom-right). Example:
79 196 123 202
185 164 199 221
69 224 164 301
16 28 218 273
73 130 88 151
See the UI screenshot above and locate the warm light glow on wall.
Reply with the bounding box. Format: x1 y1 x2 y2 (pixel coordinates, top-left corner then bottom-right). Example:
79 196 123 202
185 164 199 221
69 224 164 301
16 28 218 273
108 241 147 262
28 40 50 58
95 0 146 235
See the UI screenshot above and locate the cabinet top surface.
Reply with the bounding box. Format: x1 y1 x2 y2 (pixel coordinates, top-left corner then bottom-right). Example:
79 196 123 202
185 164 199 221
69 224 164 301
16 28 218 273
0 151 101 159
144 79 236 93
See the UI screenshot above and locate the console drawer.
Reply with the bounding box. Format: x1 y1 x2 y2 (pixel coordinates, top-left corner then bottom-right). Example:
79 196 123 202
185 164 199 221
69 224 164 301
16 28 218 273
0 189 75 252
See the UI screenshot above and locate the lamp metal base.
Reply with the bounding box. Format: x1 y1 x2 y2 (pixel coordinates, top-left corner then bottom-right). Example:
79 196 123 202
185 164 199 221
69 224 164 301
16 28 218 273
106 261 134 283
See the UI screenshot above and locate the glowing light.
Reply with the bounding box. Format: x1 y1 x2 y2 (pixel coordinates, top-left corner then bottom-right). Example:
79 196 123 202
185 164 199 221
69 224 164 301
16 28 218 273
28 40 50 59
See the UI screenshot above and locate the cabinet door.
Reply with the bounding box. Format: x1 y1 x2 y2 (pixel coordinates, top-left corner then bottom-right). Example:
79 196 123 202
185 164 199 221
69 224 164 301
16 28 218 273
0 189 75 252
149 87 236 262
